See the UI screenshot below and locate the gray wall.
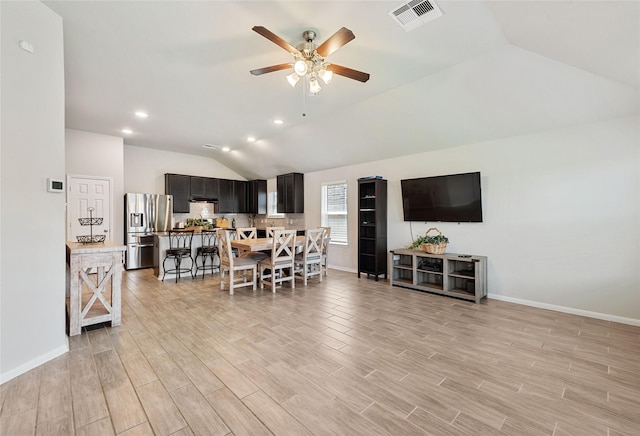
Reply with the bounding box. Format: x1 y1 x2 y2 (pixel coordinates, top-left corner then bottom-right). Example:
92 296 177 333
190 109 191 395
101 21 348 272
1 1 68 383
66 129 125 244
304 115 640 323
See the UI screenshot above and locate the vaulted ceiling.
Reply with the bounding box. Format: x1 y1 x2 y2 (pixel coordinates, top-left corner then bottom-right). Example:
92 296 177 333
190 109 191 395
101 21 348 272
45 1 639 180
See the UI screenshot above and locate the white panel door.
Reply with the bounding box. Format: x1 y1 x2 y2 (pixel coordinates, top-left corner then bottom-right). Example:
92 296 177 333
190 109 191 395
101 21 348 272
67 176 112 242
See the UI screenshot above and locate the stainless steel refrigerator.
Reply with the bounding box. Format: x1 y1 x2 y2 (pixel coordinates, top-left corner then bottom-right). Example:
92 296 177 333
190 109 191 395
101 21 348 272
125 193 173 270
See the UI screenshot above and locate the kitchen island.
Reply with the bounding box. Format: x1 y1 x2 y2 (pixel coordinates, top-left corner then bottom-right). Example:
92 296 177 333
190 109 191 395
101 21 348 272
153 231 220 280
153 228 304 280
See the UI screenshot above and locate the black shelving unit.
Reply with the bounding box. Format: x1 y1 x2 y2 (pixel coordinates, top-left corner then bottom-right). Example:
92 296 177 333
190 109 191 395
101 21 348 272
358 178 387 280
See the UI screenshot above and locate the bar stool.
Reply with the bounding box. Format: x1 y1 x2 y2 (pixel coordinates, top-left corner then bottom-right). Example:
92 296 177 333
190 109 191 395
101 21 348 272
162 230 194 282
194 229 219 278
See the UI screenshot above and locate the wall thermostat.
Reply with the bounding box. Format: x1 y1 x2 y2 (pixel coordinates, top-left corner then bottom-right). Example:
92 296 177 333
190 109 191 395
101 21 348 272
47 178 64 193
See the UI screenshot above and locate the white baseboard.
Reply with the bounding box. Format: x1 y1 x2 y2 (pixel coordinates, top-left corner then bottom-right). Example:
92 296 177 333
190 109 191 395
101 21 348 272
0 341 69 385
488 293 640 327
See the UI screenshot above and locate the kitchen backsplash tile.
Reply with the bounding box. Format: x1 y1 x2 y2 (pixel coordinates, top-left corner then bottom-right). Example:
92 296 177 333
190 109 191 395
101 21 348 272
173 203 305 230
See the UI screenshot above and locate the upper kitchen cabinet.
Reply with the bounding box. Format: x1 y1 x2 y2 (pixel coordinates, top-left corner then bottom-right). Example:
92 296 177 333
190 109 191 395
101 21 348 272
277 172 304 214
246 180 267 215
165 173 190 213
190 176 219 201
218 179 247 214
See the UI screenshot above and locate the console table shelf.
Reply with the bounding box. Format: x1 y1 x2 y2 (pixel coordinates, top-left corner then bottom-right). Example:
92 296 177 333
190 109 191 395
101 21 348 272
390 249 487 303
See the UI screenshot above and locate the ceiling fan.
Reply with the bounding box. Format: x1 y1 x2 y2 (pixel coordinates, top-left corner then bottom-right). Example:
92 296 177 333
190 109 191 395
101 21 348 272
250 26 370 95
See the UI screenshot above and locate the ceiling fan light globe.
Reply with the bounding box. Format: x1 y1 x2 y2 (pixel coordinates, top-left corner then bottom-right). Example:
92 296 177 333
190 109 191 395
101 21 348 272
309 76 321 94
286 72 300 87
294 60 308 76
318 68 333 85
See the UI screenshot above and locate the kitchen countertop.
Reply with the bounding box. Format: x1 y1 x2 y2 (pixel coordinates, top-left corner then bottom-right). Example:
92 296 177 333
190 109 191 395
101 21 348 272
154 228 232 237
154 228 303 237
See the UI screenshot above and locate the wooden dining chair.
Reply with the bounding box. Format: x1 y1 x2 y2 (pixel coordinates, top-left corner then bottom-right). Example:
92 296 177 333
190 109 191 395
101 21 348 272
266 226 285 237
321 226 331 276
217 229 258 295
234 226 268 262
294 228 324 286
235 227 257 240
258 229 296 293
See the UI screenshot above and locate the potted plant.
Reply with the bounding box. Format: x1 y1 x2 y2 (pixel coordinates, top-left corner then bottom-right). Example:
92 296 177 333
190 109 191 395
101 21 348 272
186 215 210 232
408 227 449 254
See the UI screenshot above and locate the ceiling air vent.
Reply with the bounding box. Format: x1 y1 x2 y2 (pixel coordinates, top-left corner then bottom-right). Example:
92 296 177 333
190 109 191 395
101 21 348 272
388 0 443 32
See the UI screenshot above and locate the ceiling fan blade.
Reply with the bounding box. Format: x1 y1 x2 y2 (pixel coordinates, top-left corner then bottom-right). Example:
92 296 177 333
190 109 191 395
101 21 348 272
250 63 293 76
315 27 356 57
252 26 299 55
327 64 370 82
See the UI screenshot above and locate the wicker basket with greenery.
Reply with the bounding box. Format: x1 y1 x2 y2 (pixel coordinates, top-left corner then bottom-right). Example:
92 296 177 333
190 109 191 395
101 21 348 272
408 227 449 254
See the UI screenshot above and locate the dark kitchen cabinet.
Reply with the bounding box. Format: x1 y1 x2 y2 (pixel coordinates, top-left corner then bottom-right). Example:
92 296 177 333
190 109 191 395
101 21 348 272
358 178 387 281
190 176 219 200
277 172 304 213
246 179 267 214
235 181 247 213
165 173 190 213
218 179 247 214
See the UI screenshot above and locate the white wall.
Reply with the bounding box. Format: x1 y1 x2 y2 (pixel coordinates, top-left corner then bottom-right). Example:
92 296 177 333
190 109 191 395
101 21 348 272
304 116 640 323
66 129 124 244
1 1 67 383
124 145 246 194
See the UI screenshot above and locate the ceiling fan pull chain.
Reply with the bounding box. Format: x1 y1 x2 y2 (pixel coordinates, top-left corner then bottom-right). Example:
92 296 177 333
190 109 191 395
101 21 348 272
302 75 307 117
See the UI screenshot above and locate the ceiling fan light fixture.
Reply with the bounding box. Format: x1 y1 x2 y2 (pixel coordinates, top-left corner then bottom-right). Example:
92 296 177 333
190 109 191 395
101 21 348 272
286 72 300 87
250 26 370 99
309 76 321 94
318 68 333 85
294 60 308 76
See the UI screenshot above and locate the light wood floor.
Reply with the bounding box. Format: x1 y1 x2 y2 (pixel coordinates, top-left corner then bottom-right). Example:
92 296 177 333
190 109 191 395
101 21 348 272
1 268 639 435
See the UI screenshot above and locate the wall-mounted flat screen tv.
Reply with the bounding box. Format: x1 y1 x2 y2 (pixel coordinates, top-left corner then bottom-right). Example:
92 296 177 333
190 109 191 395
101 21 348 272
401 172 483 222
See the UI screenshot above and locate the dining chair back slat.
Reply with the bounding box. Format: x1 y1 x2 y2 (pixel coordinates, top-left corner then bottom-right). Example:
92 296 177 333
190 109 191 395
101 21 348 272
236 227 257 240
266 226 285 238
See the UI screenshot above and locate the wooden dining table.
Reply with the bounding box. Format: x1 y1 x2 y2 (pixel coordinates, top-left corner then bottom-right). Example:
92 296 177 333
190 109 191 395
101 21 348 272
230 236 306 252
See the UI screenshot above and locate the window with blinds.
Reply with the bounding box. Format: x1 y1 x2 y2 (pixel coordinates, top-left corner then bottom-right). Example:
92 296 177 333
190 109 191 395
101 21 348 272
268 191 284 217
321 181 348 245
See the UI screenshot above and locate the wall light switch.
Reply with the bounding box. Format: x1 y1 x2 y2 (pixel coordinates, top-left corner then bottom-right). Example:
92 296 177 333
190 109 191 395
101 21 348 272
19 40 34 54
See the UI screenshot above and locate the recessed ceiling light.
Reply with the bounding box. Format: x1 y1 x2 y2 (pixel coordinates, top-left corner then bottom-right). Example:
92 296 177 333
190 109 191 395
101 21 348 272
273 119 284 125
247 136 256 142
121 128 133 134
135 111 148 118
222 146 230 152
